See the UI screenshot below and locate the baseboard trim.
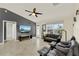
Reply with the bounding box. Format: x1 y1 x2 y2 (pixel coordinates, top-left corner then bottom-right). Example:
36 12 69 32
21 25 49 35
0 42 4 45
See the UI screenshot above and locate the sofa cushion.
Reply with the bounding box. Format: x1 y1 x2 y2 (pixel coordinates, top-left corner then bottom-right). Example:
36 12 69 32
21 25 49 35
47 49 65 56
46 34 60 39
47 49 57 56
49 41 57 47
55 45 69 55
38 47 50 56
57 42 71 48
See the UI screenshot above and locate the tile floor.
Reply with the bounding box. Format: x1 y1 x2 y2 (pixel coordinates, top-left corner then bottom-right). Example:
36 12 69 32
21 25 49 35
0 37 49 56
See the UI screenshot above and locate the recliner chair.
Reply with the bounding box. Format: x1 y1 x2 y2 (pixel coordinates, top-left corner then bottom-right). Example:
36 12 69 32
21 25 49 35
47 36 79 56
38 36 79 56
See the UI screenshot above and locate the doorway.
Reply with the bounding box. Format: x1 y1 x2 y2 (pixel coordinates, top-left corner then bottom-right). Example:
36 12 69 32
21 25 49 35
3 20 17 44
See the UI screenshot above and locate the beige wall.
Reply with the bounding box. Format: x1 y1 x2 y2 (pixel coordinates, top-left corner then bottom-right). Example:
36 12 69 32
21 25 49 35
73 4 79 43
63 17 73 41
73 15 79 43
63 4 79 42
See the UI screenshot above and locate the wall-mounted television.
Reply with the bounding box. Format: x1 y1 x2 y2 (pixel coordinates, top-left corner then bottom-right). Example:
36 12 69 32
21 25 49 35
19 25 31 33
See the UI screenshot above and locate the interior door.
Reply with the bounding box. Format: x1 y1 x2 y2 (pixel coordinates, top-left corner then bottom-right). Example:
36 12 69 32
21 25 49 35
6 22 12 40
6 21 16 40
12 22 17 40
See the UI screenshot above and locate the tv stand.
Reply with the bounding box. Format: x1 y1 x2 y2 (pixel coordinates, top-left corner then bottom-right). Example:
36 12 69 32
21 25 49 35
18 34 32 41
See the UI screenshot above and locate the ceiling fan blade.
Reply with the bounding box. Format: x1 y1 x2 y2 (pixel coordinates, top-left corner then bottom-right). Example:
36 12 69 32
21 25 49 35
35 14 38 17
29 14 32 16
25 10 32 13
36 12 42 15
33 8 36 13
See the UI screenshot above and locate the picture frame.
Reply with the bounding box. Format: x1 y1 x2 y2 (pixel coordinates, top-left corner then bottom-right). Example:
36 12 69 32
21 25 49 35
42 24 46 31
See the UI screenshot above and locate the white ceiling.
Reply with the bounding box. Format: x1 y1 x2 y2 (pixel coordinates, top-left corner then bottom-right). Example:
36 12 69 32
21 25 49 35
0 3 77 24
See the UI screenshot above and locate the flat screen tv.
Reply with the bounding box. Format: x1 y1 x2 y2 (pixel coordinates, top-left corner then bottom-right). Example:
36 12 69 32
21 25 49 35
19 25 31 33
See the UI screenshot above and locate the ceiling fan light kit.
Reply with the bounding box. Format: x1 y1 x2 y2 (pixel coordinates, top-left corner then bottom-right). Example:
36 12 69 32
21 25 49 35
32 13 35 16
25 8 42 17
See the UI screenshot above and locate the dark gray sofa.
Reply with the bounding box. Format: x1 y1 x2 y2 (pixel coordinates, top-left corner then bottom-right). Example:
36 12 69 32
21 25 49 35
43 34 60 42
47 39 79 56
38 36 79 56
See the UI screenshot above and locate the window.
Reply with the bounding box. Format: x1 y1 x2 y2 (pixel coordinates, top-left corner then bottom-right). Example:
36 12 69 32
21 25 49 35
46 23 63 34
47 24 63 30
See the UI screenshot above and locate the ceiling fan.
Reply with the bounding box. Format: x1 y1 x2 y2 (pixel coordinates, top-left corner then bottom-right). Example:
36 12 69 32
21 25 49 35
25 8 42 17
